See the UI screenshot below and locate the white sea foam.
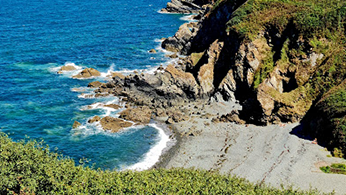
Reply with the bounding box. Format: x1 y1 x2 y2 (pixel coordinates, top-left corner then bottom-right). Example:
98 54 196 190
78 93 95 99
180 14 197 22
126 123 170 171
71 87 90 92
100 63 116 78
50 62 83 77
154 38 164 43
70 122 112 138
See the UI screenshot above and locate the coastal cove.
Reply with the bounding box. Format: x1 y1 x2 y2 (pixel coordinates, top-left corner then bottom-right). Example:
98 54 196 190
1 0 346 194
0 0 187 170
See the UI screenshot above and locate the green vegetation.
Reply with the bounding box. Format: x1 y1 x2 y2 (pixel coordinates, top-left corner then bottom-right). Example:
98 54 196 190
320 163 346 175
0 133 321 194
333 148 344 158
227 0 346 40
253 54 274 89
309 81 346 156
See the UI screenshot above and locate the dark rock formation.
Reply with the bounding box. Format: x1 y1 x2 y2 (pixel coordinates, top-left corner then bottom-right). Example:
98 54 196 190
302 80 346 155
162 23 198 53
161 0 207 14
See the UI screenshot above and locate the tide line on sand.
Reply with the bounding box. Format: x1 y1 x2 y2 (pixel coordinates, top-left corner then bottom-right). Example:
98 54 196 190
125 123 171 171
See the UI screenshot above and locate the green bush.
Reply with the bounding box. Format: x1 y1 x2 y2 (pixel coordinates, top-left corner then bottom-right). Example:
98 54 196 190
320 163 346 175
0 133 320 194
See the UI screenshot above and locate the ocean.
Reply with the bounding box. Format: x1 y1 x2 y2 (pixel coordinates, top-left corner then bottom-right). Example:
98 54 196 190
0 0 187 170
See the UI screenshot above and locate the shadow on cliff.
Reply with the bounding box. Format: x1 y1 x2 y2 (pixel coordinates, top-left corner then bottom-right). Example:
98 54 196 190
186 0 248 55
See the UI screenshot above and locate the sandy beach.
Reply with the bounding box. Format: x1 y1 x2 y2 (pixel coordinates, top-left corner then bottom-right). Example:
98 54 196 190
156 101 346 194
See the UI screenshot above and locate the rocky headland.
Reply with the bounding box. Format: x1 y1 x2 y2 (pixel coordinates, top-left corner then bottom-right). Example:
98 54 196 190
73 0 346 193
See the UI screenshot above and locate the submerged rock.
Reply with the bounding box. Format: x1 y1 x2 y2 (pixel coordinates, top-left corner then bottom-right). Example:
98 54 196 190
100 116 133 133
72 121 81 129
57 65 77 74
149 49 157 53
73 68 101 79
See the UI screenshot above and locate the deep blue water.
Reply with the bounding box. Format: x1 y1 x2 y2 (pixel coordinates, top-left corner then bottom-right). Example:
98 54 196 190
0 0 185 170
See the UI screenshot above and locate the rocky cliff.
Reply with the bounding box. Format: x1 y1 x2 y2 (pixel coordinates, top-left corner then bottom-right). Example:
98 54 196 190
161 0 213 14
102 0 346 155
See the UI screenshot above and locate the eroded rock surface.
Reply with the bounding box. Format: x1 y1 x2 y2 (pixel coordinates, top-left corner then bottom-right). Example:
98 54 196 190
119 106 152 125
100 116 132 133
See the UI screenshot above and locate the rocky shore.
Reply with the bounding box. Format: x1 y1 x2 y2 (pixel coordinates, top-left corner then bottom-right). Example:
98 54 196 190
66 0 346 193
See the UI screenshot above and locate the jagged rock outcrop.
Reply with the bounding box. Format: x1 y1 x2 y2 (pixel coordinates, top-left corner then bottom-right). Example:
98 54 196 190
73 68 101 79
162 23 198 53
100 116 133 133
99 0 344 131
119 106 152 125
161 0 209 14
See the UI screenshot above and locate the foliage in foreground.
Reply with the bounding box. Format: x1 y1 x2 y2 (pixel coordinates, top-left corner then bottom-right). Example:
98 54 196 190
320 163 346 175
0 134 322 194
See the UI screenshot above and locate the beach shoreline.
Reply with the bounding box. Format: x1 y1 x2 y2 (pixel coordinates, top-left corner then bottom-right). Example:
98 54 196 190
148 100 346 194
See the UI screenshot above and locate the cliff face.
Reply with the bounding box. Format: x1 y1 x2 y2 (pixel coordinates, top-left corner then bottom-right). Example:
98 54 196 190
159 0 346 149
99 0 345 154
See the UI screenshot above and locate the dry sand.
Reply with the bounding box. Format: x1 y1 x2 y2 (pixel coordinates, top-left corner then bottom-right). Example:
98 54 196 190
157 101 346 194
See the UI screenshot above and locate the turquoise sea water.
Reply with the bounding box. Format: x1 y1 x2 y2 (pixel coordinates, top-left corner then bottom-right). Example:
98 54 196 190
0 0 186 170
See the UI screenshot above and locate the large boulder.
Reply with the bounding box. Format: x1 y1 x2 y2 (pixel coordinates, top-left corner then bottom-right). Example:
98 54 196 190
100 116 133 133
165 64 199 98
161 23 197 54
119 106 152 125
73 68 101 79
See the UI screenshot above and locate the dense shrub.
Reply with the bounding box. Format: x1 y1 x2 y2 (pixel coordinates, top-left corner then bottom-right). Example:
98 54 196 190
0 133 320 194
